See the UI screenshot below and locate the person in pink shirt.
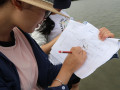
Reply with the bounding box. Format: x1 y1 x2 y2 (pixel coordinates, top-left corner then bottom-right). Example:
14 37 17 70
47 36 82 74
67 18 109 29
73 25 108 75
0 0 87 90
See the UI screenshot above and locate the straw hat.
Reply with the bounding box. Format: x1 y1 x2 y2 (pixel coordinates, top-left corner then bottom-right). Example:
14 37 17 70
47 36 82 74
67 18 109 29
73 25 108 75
20 0 69 17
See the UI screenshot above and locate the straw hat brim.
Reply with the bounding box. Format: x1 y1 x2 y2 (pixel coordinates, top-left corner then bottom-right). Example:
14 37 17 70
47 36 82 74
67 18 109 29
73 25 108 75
20 0 69 18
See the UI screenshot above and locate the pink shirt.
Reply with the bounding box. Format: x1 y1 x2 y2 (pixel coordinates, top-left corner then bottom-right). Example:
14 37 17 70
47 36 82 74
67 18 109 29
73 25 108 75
0 27 39 90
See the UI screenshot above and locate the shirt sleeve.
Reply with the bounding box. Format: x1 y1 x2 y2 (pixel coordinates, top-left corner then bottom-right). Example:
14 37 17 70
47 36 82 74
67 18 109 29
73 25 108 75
111 53 119 59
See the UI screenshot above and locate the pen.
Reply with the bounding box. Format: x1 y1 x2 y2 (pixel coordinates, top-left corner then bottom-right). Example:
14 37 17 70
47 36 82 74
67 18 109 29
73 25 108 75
58 51 72 54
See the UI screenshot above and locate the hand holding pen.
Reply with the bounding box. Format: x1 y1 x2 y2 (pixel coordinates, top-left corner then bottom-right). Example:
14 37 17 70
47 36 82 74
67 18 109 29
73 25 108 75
61 47 87 74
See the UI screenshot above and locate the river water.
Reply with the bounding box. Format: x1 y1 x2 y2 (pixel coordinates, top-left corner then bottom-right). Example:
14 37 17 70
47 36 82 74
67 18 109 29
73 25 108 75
65 0 120 90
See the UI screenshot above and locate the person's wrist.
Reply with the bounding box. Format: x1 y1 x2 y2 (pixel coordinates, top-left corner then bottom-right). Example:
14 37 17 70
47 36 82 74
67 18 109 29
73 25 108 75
54 78 64 85
62 62 75 75
57 66 73 84
61 65 73 78
50 64 73 87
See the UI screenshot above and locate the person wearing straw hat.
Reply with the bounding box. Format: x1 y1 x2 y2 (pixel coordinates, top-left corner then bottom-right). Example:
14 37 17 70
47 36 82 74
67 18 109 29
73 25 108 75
0 0 87 90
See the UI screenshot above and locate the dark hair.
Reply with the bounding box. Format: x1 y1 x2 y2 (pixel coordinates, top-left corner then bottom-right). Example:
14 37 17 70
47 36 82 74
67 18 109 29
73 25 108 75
0 0 8 5
38 17 55 35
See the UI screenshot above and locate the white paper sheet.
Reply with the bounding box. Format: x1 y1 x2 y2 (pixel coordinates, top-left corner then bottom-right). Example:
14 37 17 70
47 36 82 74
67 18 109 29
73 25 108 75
49 20 120 79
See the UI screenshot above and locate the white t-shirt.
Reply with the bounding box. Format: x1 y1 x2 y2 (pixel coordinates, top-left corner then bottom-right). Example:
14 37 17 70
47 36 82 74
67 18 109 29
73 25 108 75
48 10 73 65
48 10 73 42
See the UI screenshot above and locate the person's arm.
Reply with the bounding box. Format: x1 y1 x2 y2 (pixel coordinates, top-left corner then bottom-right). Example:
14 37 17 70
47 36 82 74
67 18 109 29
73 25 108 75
41 35 60 54
48 47 86 88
